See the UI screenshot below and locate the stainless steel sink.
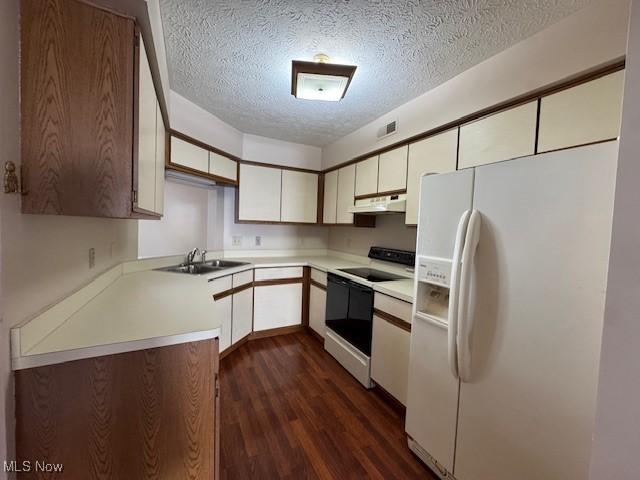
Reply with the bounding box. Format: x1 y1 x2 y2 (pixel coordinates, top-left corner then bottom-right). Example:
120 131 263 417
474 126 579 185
205 259 249 269
155 259 249 275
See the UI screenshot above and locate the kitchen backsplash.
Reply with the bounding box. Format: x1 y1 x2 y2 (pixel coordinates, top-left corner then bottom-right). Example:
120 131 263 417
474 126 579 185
328 214 417 257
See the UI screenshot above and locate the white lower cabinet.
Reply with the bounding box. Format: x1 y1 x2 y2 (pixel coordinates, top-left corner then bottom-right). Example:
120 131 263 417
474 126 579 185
371 313 411 405
232 287 253 343
216 296 232 352
309 284 326 338
253 283 302 331
210 276 233 352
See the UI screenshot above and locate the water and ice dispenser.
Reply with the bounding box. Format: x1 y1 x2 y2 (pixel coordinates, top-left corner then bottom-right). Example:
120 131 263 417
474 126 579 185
415 255 452 324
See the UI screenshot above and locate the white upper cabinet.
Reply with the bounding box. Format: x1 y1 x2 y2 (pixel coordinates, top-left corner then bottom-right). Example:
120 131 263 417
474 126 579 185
355 156 379 197
154 102 165 215
537 70 624 153
336 164 356 224
458 101 537 169
406 129 458 225
170 137 209 173
135 36 158 214
209 151 237 182
377 145 408 193
238 164 281 221
281 170 318 223
323 170 338 224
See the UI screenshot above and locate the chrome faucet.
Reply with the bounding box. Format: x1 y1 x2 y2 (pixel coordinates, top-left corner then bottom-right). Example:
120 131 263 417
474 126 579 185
201 249 208 263
186 247 200 264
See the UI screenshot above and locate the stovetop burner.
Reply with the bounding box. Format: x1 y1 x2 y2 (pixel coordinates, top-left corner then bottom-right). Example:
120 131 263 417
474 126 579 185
338 267 405 282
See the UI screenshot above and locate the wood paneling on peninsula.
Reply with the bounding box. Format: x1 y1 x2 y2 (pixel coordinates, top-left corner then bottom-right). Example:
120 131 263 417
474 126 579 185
16 339 220 479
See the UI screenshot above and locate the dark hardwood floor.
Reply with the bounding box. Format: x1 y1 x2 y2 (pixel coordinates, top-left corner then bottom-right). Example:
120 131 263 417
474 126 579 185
220 331 436 479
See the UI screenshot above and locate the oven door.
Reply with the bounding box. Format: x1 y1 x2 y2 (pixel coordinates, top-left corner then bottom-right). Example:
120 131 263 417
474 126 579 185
326 274 374 356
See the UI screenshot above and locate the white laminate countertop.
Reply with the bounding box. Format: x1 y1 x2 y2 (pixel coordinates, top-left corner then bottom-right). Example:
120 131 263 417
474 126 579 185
11 252 415 370
229 255 416 302
373 279 415 304
12 270 222 370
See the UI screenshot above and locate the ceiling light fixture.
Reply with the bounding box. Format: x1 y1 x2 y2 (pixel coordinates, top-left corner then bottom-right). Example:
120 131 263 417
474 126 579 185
291 54 357 102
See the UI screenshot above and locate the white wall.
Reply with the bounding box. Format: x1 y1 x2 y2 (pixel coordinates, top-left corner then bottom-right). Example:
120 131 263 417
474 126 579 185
0 0 139 473
242 134 322 170
170 90 244 157
590 1 640 478
322 0 630 168
168 94 327 254
328 215 416 257
170 91 323 171
138 179 211 258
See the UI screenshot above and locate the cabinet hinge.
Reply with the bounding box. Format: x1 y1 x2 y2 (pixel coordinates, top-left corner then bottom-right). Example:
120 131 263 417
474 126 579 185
132 189 137 203
214 373 220 398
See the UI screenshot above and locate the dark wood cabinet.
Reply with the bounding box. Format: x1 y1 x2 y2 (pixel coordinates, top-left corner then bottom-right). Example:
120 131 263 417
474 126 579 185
20 0 160 219
15 339 220 479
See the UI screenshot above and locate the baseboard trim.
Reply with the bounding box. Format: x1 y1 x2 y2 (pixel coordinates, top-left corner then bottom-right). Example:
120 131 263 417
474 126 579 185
372 384 406 417
306 326 324 344
249 324 304 340
220 333 250 360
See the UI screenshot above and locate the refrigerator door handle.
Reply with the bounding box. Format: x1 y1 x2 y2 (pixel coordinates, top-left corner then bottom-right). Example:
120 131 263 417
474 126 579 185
447 209 471 379
457 209 482 383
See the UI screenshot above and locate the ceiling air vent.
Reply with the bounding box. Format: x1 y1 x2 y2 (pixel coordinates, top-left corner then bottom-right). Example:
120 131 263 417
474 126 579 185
377 119 398 140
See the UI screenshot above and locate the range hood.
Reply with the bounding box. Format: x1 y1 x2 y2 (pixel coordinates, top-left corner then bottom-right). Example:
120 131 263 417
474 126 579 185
166 169 218 189
348 194 407 215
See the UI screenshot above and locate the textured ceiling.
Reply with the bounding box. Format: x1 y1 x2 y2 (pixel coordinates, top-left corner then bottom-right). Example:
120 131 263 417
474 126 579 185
160 0 590 146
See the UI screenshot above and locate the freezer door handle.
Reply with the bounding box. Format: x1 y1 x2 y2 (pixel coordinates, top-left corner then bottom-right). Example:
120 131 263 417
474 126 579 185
457 209 482 383
448 209 471 379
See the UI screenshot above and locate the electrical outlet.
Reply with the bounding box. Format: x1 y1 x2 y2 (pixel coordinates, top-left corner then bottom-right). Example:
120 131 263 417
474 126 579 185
255 236 261 247
89 247 96 269
232 235 242 247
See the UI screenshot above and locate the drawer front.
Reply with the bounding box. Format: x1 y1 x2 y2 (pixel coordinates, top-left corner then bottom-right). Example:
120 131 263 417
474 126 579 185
310 268 327 286
232 269 254 288
254 266 303 281
209 275 232 296
374 293 412 323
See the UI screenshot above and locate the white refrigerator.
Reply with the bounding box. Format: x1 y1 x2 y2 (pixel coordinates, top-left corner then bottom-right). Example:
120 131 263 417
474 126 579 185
405 141 618 480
